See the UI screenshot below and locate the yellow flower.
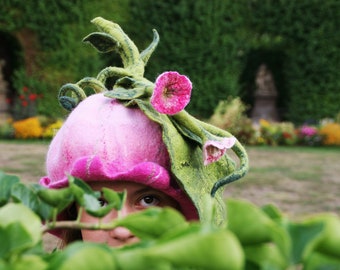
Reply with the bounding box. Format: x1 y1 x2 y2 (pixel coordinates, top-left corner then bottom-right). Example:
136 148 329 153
259 119 270 128
319 123 340 145
12 117 43 139
42 119 64 139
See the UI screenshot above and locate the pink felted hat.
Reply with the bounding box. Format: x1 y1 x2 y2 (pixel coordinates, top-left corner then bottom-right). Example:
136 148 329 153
40 17 248 229
39 93 198 220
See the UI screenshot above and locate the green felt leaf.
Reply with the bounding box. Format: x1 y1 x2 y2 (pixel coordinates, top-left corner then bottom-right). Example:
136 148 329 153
104 87 146 100
0 171 19 206
140 29 159 66
83 32 119 53
135 99 236 226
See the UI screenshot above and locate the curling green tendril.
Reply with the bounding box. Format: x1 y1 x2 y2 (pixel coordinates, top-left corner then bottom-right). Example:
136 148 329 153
57 16 249 200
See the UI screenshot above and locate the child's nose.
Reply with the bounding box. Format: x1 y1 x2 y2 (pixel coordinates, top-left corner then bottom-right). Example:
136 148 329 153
108 204 139 245
109 226 137 243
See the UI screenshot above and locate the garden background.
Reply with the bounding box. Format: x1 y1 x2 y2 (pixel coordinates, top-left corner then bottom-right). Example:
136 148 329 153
1 1 340 267
1 0 340 145
1 0 339 199
1 0 340 211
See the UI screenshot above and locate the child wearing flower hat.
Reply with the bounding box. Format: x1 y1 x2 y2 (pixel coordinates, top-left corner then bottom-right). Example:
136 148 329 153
39 17 248 248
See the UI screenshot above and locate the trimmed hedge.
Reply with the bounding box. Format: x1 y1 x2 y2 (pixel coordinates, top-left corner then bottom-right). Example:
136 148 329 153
0 0 129 118
1 0 339 123
127 0 340 122
246 0 340 123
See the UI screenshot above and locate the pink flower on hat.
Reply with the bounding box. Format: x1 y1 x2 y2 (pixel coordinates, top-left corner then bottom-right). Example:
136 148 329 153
151 71 192 115
203 137 236 165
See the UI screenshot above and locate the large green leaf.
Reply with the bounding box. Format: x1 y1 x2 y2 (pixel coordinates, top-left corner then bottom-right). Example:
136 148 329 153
0 223 34 259
115 207 187 240
48 242 116 270
304 251 340 270
10 255 47 270
244 243 288 270
0 203 42 257
0 171 19 206
85 188 126 218
303 213 340 258
226 198 276 245
287 221 324 265
11 183 53 220
36 187 74 212
134 228 244 270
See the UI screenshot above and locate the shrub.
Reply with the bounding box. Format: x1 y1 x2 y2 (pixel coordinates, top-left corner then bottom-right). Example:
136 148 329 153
208 97 248 130
0 119 14 139
12 117 43 139
277 122 298 146
256 120 297 146
42 119 63 139
10 83 43 120
207 97 257 145
258 119 281 146
296 125 323 146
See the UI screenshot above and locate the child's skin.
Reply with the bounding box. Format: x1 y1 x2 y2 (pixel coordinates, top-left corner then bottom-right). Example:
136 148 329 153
79 181 180 247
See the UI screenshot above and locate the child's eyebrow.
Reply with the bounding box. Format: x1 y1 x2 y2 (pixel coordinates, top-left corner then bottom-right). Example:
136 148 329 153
131 187 162 197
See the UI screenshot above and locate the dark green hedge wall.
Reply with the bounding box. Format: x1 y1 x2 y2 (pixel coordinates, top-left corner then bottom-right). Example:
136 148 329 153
1 0 129 117
125 0 246 118
246 0 340 123
1 0 339 123
126 0 340 123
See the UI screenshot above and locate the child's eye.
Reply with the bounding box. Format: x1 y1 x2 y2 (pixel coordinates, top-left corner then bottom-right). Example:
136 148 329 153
138 195 160 208
98 198 108 207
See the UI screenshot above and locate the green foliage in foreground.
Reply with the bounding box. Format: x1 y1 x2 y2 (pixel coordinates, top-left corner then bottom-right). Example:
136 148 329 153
1 171 340 269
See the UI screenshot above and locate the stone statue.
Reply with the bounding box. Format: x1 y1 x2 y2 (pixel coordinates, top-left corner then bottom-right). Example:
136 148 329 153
251 64 280 123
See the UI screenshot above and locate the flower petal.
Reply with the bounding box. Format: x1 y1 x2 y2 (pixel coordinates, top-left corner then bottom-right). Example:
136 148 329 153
203 137 236 165
151 71 192 115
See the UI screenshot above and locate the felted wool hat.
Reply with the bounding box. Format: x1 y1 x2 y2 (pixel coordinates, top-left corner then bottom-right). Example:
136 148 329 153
40 93 198 220
40 17 249 227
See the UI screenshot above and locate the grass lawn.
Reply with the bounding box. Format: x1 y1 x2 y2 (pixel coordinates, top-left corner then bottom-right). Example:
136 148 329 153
225 145 340 218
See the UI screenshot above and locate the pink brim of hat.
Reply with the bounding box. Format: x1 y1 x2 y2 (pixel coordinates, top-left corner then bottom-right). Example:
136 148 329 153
39 157 198 237
40 155 198 220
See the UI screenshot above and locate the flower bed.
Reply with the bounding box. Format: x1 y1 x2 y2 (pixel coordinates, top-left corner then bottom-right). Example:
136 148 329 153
208 97 340 147
0 117 63 140
1 95 340 146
